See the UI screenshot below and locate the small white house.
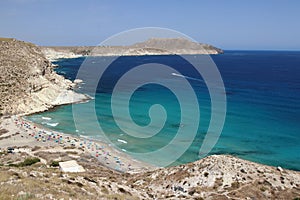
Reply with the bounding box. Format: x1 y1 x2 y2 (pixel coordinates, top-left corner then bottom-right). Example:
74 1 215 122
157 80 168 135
59 160 85 173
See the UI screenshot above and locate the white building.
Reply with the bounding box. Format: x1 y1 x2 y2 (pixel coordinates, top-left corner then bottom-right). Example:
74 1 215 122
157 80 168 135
59 160 85 173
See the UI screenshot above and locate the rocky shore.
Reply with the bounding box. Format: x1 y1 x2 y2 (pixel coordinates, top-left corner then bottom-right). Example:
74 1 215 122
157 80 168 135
0 38 89 116
0 37 299 199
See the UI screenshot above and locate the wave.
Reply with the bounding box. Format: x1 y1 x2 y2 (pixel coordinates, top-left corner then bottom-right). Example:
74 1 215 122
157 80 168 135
117 139 128 144
171 72 204 82
42 117 52 120
46 122 59 127
79 135 90 139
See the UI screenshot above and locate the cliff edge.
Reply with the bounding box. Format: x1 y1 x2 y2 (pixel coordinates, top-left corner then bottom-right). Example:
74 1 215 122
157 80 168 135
0 38 88 116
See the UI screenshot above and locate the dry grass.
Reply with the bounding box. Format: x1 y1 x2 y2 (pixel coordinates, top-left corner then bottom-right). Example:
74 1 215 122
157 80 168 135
0 146 300 199
0 37 14 42
105 194 139 200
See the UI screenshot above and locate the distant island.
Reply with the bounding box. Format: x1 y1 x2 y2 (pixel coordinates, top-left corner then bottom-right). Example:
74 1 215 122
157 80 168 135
41 38 223 61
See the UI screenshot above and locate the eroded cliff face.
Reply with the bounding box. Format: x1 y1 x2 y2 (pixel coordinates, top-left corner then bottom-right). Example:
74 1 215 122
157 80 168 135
0 38 87 116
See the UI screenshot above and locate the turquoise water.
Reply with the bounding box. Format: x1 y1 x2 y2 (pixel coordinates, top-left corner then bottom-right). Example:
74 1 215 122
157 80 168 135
27 51 300 170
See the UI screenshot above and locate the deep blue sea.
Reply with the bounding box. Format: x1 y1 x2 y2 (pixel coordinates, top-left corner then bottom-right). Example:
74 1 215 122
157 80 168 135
27 51 300 170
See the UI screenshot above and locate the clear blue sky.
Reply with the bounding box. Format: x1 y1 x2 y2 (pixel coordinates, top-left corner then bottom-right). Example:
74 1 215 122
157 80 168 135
1 0 299 50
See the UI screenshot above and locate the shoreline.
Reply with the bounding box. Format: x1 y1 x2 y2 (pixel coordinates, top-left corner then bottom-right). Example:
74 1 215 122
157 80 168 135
2 113 300 173
1 114 300 199
41 38 223 61
45 53 220 62
0 115 155 173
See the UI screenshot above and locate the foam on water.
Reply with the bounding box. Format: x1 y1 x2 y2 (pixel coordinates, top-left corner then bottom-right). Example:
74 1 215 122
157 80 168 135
46 122 59 127
42 117 52 120
117 139 128 144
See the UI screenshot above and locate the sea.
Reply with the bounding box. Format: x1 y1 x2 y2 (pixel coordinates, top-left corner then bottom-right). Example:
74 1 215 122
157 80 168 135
26 51 300 170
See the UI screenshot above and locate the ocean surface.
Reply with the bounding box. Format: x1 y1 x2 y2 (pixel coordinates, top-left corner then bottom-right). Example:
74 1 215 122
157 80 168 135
27 51 300 170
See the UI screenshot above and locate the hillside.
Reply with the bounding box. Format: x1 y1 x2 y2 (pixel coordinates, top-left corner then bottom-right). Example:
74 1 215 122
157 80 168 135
0 38 88 116
0 145 299 199
132 38 223 54
41 38 223 61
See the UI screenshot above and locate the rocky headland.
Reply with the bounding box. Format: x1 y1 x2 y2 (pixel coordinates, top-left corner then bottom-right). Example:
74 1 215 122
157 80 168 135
0 38 89 116
42 38 223 61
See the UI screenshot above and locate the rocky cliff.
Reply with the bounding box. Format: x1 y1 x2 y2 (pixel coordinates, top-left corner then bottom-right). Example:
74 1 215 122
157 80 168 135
0 38 88 116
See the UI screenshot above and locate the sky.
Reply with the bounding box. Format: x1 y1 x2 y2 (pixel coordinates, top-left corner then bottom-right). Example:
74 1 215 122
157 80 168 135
0 0 300 50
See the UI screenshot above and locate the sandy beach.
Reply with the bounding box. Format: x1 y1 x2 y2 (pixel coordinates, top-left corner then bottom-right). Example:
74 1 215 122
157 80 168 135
0 37 155 175
0 116 155 173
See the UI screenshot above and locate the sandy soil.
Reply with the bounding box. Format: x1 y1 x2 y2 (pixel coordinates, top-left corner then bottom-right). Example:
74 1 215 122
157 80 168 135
0 116 155 173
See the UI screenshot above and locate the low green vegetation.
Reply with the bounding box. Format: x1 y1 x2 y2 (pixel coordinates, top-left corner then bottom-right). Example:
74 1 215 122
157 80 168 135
16 192 34 200
50 161 60 167
9 157 40 167
21 158 40 166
